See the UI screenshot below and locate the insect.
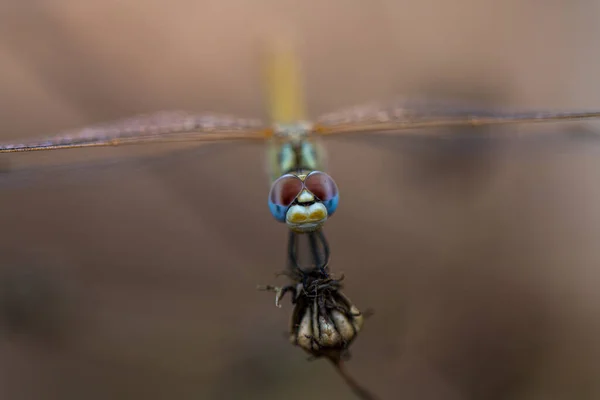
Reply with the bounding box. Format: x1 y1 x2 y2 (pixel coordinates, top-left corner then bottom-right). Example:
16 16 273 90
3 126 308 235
2 44 599 268
2 39 600 399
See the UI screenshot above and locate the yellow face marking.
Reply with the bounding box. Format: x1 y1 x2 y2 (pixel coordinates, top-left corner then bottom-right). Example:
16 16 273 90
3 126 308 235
286 203 328 228
308 206 326 221
287 211 308 223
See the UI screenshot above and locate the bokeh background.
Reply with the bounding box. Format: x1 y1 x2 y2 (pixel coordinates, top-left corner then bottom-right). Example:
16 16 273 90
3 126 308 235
1 1 600 399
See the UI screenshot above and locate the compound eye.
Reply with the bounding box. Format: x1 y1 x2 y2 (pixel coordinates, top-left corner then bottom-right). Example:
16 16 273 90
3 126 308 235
304 171 338 202
269 174 304 207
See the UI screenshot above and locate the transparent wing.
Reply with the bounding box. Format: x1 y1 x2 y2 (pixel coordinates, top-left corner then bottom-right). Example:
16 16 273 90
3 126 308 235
0 110 269 153
314 98 600 136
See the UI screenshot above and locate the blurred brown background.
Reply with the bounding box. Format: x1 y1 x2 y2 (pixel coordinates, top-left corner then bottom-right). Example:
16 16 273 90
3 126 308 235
1 1 600 399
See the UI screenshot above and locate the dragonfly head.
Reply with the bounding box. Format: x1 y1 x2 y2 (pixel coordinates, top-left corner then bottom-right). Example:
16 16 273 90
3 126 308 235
268 171 339 233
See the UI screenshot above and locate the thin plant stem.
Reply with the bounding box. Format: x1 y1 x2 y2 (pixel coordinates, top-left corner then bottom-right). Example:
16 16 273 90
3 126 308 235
330 359 380 400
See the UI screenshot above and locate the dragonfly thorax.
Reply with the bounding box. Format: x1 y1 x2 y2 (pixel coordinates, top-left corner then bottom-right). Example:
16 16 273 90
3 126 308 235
272 121 314 143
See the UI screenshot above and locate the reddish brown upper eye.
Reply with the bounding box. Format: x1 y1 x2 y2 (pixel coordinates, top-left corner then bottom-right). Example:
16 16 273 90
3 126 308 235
269 174 304 206
304 171 338 201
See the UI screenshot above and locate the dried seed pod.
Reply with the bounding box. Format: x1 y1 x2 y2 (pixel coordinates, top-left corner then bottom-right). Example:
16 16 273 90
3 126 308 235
258 269 378 400
259 270 365 363
290 285 364 362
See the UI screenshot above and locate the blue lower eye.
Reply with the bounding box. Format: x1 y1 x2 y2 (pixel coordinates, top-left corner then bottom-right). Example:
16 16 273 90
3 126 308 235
268 201 288 222
323 194 339 216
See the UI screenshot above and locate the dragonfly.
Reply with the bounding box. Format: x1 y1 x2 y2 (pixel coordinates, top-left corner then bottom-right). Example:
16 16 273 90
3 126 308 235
2 41 600 271
3 40 600 400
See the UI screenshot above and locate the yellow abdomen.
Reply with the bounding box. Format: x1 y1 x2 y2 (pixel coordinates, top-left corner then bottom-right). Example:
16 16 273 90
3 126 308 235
263 38 307 124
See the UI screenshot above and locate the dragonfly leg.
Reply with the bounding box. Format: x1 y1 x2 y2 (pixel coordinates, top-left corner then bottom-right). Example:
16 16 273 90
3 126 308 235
287 230 332 278
318 264 329 277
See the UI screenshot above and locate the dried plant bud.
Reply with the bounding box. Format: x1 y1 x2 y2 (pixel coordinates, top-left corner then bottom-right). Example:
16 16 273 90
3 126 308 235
259 271 365 363
259 268 378 400
290 288 364 362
